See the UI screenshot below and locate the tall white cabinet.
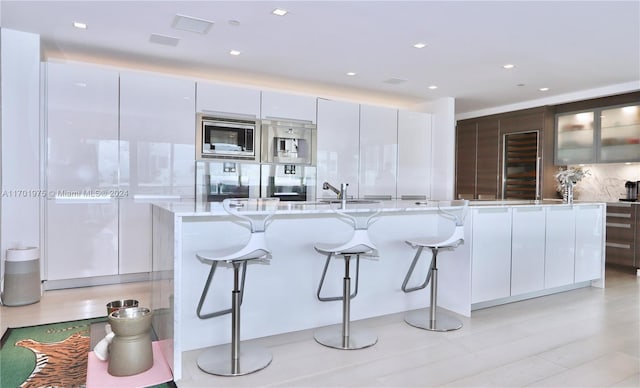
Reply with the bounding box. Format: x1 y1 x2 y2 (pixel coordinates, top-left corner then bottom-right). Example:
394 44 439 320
359 105 398 198
316 99 360 199
119 71 195 274
397 110 432 199
45 62 120 281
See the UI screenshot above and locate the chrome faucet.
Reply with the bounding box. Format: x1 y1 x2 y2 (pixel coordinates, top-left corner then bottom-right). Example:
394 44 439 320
322 182 348 200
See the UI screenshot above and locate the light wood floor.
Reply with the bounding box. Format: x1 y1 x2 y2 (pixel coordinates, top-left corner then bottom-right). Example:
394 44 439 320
2 267 638 387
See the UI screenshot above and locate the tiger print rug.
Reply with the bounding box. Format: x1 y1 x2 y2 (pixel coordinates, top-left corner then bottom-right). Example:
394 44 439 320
0 317 106 388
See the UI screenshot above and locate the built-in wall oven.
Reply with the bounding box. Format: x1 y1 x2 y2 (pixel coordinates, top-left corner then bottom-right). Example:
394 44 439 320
197 113 259 161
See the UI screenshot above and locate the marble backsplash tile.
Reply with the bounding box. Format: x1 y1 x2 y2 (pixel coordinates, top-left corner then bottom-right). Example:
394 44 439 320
568 163 640 202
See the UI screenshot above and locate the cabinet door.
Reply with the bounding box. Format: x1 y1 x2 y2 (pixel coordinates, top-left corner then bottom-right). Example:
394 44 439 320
471 208 512 303
599 104 640 162
555 110 595 164
575 205 604 282
511 207 546 295
119 71 196 274
196 82 260 117
45 62 120 280
359 105 397 199
397 110 432 199
316 99 360 199
455 121 476 199
261 91 317 122
545 206 576 288
476 118 500 199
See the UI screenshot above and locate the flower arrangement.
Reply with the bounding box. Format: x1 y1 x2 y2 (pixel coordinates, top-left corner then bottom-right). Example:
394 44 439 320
555 166 590 187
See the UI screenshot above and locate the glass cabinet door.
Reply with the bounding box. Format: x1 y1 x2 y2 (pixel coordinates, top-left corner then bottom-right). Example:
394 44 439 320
555 111 595 164
599 104 640 162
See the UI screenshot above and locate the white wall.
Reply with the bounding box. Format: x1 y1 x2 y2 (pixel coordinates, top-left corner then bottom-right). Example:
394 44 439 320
0 29 41 269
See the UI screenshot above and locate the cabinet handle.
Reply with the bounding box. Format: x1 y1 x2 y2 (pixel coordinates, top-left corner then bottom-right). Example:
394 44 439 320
606 242 631 249
535 156 541 200
606 213 631 218
606 222 631 228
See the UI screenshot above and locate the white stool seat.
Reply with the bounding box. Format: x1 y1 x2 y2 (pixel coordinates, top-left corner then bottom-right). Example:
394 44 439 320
402 200 468 332
194 197 279 377
313 202 381 350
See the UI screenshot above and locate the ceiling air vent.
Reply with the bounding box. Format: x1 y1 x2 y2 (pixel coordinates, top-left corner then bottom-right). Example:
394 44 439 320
149 34 180 46
172 14 214 34
383 78 408 85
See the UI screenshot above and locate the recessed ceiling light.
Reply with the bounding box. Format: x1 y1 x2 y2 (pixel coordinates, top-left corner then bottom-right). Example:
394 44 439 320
73 22 87 29
428 85 438 90
272 8 288 16
517 83 525 87
539 87 550 91
172 14 214 34
346 72 357 76
503 64 515 69
229 50 241 56
413 42 427 49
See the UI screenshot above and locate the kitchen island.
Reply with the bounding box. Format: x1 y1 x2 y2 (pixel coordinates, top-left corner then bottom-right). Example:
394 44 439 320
150 199 605 381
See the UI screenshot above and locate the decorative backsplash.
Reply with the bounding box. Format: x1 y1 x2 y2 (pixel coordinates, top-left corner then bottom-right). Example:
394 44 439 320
568 163 640 202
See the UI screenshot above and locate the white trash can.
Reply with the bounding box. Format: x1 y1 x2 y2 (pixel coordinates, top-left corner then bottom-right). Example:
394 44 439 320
2 247 41 306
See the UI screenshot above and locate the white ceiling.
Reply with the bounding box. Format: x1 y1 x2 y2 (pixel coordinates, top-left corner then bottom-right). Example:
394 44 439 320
2 1 639 115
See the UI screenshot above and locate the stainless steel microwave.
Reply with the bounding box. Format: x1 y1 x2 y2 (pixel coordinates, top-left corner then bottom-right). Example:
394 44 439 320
197 113 259 161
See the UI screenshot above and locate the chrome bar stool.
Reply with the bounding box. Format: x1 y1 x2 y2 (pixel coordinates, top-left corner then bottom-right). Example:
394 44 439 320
195 197 279 376
314 201 381 350
401 200 468 332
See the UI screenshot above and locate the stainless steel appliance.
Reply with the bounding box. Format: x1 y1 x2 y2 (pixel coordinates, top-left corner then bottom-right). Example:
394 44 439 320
261 119 316 165
261 164 316 202
197 113 259 161
623 180 639 201
196 161 260 202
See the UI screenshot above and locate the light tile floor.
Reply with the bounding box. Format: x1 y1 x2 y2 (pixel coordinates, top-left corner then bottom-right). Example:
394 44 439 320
1 268 638 387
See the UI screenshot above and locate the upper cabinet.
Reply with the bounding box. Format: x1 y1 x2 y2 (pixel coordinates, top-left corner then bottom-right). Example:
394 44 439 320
261 91 317 122
555 110 596 164
599 104 640 163
455 117 500 200
555 100 640 165
196 82 260 117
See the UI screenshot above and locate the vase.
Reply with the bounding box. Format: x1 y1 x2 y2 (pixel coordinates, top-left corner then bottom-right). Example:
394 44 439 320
563 183 574 204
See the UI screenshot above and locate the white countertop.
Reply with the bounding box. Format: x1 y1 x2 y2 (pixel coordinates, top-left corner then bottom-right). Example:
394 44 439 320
152 198 605 216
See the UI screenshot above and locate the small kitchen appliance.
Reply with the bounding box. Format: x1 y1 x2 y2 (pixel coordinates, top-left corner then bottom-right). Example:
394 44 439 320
197 114 259 161
622 180 639 201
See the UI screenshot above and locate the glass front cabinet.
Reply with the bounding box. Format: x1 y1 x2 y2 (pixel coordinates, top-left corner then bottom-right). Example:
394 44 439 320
555 103 640 165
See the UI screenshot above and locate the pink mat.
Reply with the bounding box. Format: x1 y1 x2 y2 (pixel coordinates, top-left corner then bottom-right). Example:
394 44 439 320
86 341 173 388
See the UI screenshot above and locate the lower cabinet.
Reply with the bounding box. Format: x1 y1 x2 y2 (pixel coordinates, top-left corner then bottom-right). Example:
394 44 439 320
471 204 604 305
544 206 576 288
511 207 546 295
471 207 512 304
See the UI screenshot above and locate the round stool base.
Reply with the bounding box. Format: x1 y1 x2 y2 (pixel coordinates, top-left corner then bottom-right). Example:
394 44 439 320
314 324 377 350
404 309 463 332
197 343 272 376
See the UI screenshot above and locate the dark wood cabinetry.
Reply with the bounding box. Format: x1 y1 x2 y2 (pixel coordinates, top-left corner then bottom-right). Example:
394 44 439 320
606 203 639 269
456 107 556 200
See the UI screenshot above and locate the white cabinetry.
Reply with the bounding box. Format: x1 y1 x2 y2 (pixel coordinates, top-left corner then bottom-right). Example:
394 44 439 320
316 99 360 199
45 62 120 281
511 207 546 295
261 91 316 122
544 206 576 288
397 110 432 199
471 207 512 303
119 71 196 274
196 82 260 117
359 105 398 198
575 204 604 282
